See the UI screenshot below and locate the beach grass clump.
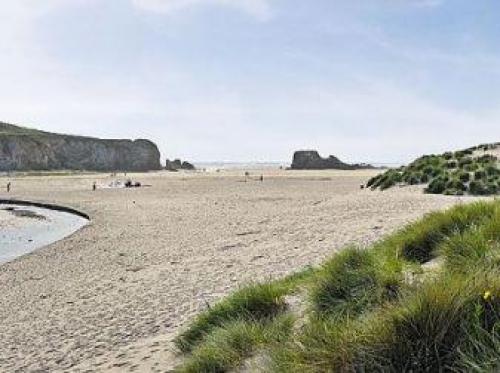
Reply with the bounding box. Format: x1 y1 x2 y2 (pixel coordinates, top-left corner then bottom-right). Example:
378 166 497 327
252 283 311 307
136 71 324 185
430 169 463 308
270 272 500 373
269 316 369 372
310 248 386 319
425 176 447 194
458 171 471 182
174 282 290 353
440 205 500 272
177 315 294 373
173 200 500 372
390 201 495 263
356 273 500 372
366 169 402 190
368 143 500 196
457 319 500 372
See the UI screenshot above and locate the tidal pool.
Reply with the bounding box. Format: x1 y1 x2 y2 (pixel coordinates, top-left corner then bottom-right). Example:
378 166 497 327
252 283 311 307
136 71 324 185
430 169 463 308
0 203 89 264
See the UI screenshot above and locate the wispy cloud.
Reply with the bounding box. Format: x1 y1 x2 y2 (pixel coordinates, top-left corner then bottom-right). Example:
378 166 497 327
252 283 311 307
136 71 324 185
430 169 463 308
412 0 445 7
131 0 272 20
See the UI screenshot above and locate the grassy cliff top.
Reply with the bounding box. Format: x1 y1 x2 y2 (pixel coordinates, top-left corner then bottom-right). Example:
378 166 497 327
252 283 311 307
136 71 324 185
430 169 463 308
367 143 500 196
0 121 152 144
0 121 96 139
0 122 48 136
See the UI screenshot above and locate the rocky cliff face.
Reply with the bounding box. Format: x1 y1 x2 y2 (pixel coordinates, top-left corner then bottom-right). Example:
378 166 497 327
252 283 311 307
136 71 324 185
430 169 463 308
0 122 162 172
291 150 374 170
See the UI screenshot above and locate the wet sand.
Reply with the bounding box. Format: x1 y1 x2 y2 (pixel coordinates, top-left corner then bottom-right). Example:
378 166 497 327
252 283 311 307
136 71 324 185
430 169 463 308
0 170 473 372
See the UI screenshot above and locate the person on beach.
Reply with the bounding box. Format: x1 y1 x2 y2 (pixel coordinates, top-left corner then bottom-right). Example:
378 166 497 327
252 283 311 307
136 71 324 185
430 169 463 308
6 182 11 193
92 182 96 191
260 175 264 182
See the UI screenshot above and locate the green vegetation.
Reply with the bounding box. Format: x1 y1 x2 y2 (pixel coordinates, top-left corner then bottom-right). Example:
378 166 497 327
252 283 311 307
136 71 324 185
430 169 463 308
174 283 291 353
367 143 500 195
173 200 500 372
0 121 54 137
0 120 98 140
311 248 380 318
177 316 294 373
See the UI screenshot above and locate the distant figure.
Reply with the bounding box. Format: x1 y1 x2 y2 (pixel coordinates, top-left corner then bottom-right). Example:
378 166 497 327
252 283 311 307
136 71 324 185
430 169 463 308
92 182 96 191
7 182 11 193
260 175 264 182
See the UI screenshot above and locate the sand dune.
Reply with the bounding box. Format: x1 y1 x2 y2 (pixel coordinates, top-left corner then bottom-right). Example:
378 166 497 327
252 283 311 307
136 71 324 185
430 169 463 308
0 169 473 372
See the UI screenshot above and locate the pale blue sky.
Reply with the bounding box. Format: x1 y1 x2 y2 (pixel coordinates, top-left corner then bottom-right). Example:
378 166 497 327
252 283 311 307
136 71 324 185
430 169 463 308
0 0 498 163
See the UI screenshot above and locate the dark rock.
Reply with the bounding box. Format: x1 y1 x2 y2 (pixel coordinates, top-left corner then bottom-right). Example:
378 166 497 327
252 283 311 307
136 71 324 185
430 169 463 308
291 150 375 170
0 122 161 171
181 161 195 170
165 158 195 171
172 159 182 169
165 159 181 171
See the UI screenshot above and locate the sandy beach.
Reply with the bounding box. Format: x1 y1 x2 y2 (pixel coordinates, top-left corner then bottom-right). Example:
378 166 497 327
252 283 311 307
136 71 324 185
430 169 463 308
0 169 470 372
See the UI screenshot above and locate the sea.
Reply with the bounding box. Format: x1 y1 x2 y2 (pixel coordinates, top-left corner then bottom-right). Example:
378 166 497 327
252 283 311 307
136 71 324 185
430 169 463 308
193 161 399 171
193 162 290 171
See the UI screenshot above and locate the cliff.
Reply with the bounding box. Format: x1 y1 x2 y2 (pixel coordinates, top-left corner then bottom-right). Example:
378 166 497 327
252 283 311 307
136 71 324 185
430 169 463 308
0 122 162 172
291 150 374 170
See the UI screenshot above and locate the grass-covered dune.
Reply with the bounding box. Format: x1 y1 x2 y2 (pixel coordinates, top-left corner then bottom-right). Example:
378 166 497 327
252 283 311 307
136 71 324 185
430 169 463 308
173 200 500 372
367 143 500 195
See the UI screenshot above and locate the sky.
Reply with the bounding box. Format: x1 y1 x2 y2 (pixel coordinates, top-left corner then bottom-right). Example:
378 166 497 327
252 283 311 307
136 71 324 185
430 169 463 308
0 0 499 164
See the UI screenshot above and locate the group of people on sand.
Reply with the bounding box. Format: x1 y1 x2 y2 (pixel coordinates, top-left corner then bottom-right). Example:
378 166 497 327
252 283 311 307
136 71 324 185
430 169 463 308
244 172 265 182
7 172 264 194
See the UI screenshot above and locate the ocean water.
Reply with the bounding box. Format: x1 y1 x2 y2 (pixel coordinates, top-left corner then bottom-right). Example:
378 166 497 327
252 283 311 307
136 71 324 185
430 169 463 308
193 161 398 171
193 162 289 171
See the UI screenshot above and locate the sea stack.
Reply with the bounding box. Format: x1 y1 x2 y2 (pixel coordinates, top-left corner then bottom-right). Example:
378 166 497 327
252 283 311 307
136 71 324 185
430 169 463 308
291 150 374 170
165 159 195 171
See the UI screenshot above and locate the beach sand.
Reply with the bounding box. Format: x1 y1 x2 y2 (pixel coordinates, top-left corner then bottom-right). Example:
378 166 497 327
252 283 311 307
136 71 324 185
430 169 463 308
0 169 472 372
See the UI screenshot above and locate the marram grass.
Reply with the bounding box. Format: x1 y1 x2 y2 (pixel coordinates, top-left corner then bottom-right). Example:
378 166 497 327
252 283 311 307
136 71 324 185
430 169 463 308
367 143 500 196
173 200 500 372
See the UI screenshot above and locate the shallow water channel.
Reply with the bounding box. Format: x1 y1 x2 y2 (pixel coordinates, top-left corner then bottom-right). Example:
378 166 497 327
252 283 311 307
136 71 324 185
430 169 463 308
0 203 89 264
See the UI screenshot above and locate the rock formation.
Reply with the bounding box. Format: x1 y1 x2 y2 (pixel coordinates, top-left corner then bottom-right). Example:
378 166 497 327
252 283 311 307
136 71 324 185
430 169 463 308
165 159 195 171
291 150 374 170
181 161 195 170
0 122 161 171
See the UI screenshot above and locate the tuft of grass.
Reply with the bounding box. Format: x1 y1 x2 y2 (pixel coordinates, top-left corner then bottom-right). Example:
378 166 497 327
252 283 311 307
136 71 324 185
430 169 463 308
311 248 387 319
396 201 496 263
271 271 500 373
367 275 478 371
176 315 294 373
174 283 289 353
353 273 498 372
440 205 500 273
456 322 500 372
